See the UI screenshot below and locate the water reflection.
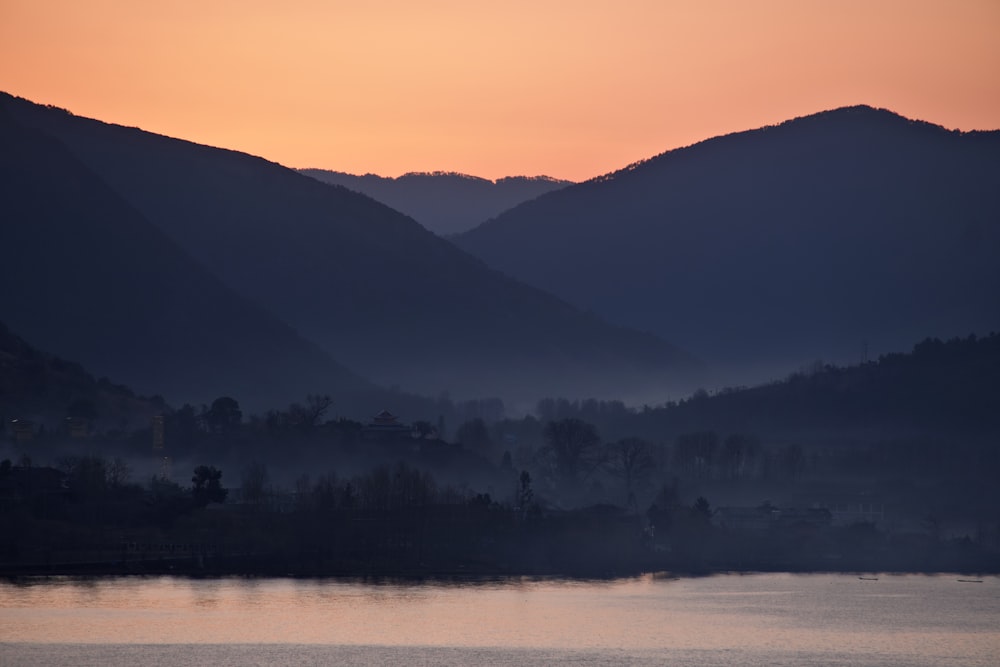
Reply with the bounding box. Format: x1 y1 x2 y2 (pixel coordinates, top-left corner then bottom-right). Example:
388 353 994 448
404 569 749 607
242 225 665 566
0 573 997 666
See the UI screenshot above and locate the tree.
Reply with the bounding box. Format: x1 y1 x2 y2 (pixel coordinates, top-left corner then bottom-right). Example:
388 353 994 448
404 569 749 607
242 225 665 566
605 437 656 508
674 431 718 479
692 496 713 523
107 457 131 488
412 420 436 438
240 461 269 506
779 444 805 481
206 397 242 435
286 394 334 432
541 418 602 485
192 465 228 506
516 470 535 519
168 404 201 449
647 481 681 536
59 455 108 497
146 475 191 525
264 394 333 434
720 433 760 480
517 470 534 506
303 393 333 427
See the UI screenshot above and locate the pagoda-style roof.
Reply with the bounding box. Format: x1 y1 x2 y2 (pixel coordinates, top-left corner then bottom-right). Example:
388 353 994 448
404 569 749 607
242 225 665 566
371 409 400 426
362 409 413 441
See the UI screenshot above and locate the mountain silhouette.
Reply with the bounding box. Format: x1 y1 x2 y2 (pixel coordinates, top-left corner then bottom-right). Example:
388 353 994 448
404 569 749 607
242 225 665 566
0 102 372 411
298 170 572 236
2 93 699 404
456 106 1000 384
0 320 167 430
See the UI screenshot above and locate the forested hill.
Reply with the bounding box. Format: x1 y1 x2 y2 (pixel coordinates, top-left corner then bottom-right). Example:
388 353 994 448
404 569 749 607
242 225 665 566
0 321 165 431
298 170 572 236
456 105 1000 386
539 333 1000 445
2 92 699 404
0 102 372 412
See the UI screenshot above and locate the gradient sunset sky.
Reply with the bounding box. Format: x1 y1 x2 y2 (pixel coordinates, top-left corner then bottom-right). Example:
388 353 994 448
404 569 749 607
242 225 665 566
2 1 998 181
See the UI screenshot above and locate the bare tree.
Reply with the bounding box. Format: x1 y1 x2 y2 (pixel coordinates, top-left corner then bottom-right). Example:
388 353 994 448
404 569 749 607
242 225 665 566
720 433 760 480
605 437 656 509
241 461 270 506
541 418 602 485
107 457 131 488
303 394 333 427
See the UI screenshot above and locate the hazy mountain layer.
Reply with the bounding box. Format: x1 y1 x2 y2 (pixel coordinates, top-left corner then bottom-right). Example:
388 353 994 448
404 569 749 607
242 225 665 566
0 103 370 411
456 106 1000 384
542 333 1000 446
2 93 699 404
0 320 165 430
298 170 572 236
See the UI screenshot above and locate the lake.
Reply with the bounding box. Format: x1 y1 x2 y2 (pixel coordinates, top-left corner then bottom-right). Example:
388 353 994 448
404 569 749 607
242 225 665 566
1 573 998 665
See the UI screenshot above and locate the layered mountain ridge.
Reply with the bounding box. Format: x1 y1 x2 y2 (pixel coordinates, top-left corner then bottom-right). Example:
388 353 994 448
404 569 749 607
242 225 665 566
298 170 572 236
1 92 699 409
0 102 372 412
456 105 1000 384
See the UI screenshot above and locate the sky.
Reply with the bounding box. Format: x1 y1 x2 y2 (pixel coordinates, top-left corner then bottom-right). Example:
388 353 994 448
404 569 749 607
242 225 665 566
2 1 998 181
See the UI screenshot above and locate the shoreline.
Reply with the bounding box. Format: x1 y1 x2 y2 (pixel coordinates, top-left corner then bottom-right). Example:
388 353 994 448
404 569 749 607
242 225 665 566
2 558 995 581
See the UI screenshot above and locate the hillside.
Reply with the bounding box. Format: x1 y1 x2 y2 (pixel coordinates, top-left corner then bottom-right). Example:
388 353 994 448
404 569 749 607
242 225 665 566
456 106 1000 384
0 321 165 431
0 103 372 412
298 170 572 235
545 333 1000 446
2 93 699 403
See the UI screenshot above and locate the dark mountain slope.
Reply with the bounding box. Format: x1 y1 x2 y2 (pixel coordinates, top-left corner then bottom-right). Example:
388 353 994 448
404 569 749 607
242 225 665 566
676 333 1000 438
2 93 698 402
456 106 1000 383
298 170 572 235
0 104 370 411
0 320 165 431
583 333 1000 444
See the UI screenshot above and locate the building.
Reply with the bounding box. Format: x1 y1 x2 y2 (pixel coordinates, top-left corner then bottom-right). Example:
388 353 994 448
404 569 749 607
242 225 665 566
361 410 413 441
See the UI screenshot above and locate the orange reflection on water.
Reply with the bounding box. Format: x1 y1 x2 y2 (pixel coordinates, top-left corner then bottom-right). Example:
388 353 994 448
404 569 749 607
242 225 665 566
1 573 998 664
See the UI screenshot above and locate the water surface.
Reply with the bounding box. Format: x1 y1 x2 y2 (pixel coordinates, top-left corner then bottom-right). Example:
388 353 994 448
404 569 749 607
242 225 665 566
2 573 997 665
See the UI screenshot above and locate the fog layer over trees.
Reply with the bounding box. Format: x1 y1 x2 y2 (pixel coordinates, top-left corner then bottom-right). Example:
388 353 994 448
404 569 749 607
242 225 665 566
3 335 997 576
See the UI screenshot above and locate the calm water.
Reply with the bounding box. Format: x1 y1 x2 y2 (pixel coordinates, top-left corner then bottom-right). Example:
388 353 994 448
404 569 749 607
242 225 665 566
1 573 998 666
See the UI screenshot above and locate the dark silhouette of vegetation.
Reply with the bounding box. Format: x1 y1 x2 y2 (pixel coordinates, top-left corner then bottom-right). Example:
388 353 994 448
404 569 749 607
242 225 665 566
1 110 997 580
605 437 656 508
191 465 227 507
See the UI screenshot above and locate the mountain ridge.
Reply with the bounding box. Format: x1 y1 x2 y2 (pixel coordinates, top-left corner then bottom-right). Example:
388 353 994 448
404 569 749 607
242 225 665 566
2 92 699 406
0 101 376 412
298 168 573 235
456 105 1000 384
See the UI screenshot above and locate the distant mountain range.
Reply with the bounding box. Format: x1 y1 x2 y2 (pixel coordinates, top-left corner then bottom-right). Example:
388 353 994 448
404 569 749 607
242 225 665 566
456 106 1000 384
298 170 572 236
0 102 371 412
1 92 698 409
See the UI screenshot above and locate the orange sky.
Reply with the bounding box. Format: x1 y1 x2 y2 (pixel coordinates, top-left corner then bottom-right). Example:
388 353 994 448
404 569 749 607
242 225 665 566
2 0 998 181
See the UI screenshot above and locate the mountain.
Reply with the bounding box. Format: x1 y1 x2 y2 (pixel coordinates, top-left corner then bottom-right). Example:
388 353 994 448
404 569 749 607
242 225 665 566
455 106 1000 384
0 102 372 412
2 93 699 404
543 333 1000 446
298 170 572 236
0 320 165 431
